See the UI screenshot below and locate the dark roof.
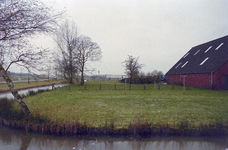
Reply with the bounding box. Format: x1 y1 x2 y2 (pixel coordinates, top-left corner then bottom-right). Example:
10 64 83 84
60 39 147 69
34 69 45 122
166 35 228 75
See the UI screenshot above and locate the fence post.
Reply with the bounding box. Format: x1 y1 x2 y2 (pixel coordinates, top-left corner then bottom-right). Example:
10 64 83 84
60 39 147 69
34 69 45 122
144 84 145 90
115 84 116 90
129 84 131 90
68 84 70 90
125 79 126 94
100 84 101 90
85 84 86 90
158 84 160 90
172 84 174 90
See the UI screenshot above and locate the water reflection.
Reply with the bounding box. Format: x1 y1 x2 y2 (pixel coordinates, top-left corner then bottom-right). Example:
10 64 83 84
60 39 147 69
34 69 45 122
0 124 228 150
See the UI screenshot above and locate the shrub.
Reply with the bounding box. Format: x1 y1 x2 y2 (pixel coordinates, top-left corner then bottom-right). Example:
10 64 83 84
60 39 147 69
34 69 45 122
0 98 14 118
28 90 36 96
0 98 25 120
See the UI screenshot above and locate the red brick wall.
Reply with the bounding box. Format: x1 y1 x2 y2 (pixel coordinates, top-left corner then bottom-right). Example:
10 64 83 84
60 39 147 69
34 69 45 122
213 61 228 89
166 61 228 90
166 73 211 88
165 74 182 85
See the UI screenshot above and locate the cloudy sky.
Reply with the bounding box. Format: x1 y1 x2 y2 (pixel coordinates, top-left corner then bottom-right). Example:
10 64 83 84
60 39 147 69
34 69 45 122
36 0 228 76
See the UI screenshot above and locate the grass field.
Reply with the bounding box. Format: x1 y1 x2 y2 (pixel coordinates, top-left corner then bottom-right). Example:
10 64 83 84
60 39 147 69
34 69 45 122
7 81 227 131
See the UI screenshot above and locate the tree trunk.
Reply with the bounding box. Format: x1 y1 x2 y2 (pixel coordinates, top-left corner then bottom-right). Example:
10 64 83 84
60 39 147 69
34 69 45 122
0 64 34 121
69 47 74 84
80 69 84 85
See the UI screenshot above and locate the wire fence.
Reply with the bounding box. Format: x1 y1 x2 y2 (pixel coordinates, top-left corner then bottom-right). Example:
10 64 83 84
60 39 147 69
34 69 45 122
66 83 191 91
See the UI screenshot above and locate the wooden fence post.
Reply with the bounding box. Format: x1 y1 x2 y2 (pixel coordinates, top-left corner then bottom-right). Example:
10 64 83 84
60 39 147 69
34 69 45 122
100 84 101 90
144 84 145 90
85 84 86 90
172 84 174 90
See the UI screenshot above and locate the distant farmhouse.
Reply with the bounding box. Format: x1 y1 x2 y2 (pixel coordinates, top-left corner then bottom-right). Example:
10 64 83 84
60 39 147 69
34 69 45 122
166 35 228 90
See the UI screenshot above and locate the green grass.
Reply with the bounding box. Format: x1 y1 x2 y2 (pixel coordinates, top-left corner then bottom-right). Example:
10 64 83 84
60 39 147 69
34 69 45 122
10 82 228 129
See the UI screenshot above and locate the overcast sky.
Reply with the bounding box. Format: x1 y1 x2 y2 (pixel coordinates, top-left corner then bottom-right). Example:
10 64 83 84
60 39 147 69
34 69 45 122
34 0 228 76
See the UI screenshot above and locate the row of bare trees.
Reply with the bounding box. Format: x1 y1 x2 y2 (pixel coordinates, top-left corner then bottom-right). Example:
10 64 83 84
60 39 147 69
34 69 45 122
53 20 102 85
123 55 163 84
0 0 102 119
0 0 62 120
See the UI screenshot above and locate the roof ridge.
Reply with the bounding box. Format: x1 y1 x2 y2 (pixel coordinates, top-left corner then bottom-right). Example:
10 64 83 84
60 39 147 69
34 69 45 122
166 35 228 75
191 35 228 49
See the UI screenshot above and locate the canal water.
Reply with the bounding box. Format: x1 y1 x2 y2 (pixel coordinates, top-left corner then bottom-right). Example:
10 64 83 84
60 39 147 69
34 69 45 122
0 84 68 99
0 124 228 150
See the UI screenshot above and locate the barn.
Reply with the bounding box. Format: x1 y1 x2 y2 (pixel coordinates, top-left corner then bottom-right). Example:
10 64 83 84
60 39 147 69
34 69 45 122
165 35 228 90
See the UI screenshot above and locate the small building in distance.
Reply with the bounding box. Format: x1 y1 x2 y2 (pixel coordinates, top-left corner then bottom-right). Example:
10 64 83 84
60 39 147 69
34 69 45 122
166 35 228 90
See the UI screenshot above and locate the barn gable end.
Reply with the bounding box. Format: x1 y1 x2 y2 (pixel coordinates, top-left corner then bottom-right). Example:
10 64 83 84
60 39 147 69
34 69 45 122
166 35 228 90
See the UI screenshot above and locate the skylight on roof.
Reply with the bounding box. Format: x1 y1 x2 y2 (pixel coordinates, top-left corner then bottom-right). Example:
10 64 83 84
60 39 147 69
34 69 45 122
204 46 212 53
175 62 182 69
194 49 200 55
183 52 189 58
200 57 209 65
181 61 188 68
215 43 224 50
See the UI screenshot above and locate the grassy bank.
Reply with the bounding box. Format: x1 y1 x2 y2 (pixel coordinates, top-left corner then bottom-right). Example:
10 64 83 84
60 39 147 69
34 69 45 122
0 76 27 81
0 80 65 93
1 82 228 136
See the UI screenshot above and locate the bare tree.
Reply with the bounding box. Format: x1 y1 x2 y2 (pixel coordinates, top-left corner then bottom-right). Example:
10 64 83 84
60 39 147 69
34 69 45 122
123 55 143 84
75 35 102 85
53 21 102 85
53 20 78 84
135 70 164 84
151 70 164 83
0 0 62 120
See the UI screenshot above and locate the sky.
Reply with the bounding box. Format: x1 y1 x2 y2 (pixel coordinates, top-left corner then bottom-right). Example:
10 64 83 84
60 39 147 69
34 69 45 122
32 0 228 76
